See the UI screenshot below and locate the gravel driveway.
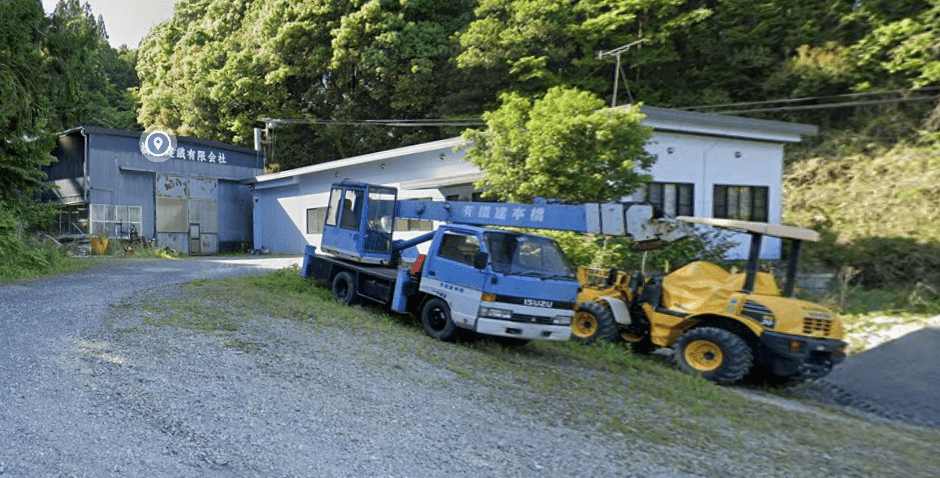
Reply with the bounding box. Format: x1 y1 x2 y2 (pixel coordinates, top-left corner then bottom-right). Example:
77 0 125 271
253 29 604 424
4 257 939 478
0 257 692 478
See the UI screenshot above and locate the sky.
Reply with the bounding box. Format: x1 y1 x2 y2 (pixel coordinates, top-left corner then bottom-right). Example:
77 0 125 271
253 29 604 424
42 0 181 49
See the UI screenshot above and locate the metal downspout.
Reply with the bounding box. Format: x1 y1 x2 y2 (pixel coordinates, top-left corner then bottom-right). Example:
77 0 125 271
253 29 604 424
79 127 89 204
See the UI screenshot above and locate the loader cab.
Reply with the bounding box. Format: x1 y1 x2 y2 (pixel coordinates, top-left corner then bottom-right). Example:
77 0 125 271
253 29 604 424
320 181 397 264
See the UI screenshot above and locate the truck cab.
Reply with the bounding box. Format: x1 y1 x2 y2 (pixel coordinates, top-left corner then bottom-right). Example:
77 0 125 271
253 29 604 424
416 225 576 341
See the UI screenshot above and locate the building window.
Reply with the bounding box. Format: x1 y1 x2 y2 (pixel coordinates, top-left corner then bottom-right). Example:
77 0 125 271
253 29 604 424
90 204 142 239
307 207 326 234
395 218 434 232
713 185 769 222
395 197 434 232
642 182 694 217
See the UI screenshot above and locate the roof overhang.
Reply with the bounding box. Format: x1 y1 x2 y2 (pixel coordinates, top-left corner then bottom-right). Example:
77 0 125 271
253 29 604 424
635 105 818 143
245 137 467 185
399 172 485 190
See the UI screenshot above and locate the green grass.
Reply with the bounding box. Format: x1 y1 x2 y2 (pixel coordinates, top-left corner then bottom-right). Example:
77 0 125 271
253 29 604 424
133 267 940 477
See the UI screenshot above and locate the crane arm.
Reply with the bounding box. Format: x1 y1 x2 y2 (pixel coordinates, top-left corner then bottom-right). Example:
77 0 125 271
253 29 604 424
396 198 691 247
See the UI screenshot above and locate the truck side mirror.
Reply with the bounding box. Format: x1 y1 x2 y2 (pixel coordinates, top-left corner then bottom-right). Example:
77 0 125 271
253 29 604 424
474 252 488 270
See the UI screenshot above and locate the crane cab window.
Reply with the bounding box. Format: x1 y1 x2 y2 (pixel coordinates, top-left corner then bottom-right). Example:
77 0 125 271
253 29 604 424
438 232 481 266
325 188 364 230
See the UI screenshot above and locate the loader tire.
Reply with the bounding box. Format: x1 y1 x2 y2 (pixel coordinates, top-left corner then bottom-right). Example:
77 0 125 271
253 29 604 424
672 327 753 384
331 271 360 305
571 301 620 344
421 298 458 342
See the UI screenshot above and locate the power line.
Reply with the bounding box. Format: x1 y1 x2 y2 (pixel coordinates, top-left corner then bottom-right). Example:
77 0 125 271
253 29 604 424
680 86 940 112
712 95 939 115
260 117 485 128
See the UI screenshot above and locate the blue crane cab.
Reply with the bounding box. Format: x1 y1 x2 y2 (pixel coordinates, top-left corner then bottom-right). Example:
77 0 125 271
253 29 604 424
318 181 397 265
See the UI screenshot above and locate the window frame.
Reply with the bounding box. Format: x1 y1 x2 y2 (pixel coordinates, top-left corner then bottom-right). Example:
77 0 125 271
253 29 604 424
306 207 326 234
643 182 694 217
712 184 769 222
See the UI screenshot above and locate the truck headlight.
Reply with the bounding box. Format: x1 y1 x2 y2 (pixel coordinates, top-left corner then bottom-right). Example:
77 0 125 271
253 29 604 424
552 315 572 326
742 301 776 328
479 306 513 320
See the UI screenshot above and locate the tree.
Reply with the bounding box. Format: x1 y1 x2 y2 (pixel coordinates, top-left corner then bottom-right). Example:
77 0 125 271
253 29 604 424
456 0 713 105
0 0 57 201
136 0 477 169
463 86 654 203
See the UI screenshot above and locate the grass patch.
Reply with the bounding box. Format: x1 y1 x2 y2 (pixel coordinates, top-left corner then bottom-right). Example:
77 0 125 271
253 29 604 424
141 267 940 477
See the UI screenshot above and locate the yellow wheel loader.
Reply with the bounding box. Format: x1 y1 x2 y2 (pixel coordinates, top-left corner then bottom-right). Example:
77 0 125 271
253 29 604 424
573 217 847 384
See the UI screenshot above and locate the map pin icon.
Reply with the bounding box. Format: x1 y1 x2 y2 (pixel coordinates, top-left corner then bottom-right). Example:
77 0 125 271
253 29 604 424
153 137 164 151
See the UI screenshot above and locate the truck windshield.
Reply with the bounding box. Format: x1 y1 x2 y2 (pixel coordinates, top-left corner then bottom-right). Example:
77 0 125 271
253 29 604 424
484 232 575 279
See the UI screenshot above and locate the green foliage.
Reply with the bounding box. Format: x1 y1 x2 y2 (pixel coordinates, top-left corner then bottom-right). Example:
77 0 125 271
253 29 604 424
137 0 475 169
785 142 940 288
0 0 57 199
127 0 940 168
542 228 732 273
464 87 654 203
0 203 72 281
0 1 138 280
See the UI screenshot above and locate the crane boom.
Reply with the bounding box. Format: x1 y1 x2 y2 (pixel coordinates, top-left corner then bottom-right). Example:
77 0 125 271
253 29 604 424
318 181 691 265
396 198 690 245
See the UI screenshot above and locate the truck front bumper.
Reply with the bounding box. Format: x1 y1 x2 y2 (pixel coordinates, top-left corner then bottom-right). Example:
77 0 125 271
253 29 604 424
759 331 848 379
476 318 572 341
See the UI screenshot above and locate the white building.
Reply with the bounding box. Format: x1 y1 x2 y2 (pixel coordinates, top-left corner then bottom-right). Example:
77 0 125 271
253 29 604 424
245 106 817 258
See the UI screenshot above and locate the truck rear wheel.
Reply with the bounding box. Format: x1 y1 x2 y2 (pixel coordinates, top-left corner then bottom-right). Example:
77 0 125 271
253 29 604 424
331 271 360 305
572 301 619 344
421 298 458 341
672 327 753 384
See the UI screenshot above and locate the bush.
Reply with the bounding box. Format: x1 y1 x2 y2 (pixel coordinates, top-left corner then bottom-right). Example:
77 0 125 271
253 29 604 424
0 201 71 281
805 233 940 289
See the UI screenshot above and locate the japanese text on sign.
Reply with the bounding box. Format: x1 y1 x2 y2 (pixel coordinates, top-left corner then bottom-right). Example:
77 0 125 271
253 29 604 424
461 204 545 224
169 146 227 164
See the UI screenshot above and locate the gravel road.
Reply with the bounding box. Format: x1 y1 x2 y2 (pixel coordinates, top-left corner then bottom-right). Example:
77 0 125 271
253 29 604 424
2 257 936 478
0 257 693 478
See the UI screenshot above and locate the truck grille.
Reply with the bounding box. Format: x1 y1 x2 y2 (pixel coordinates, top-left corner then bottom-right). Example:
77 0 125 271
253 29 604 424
802 315 833 336
509 313 555 325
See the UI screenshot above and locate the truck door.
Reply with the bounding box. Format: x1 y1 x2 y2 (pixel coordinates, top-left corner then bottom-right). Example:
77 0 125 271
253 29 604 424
420 230 486 328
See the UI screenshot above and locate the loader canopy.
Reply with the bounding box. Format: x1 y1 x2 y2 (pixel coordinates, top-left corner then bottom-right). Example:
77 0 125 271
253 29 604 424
676 216 820 297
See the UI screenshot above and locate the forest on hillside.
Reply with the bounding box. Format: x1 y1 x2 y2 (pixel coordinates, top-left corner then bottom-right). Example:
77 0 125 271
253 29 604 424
2 0 940 286
131 0 940 170
4 0 940 176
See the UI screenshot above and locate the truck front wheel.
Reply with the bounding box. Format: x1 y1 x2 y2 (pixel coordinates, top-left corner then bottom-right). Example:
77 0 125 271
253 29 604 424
672 327 753 384
331 271 360 305
421 298 458 341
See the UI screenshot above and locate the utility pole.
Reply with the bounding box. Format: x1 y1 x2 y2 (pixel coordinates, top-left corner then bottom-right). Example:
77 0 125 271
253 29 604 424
597 39 645 107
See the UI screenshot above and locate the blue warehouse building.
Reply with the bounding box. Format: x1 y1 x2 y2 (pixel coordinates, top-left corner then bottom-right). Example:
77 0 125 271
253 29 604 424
44 126 264 254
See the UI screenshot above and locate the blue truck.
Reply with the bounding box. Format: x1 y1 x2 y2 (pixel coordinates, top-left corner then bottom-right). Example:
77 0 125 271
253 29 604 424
301 181 687 342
